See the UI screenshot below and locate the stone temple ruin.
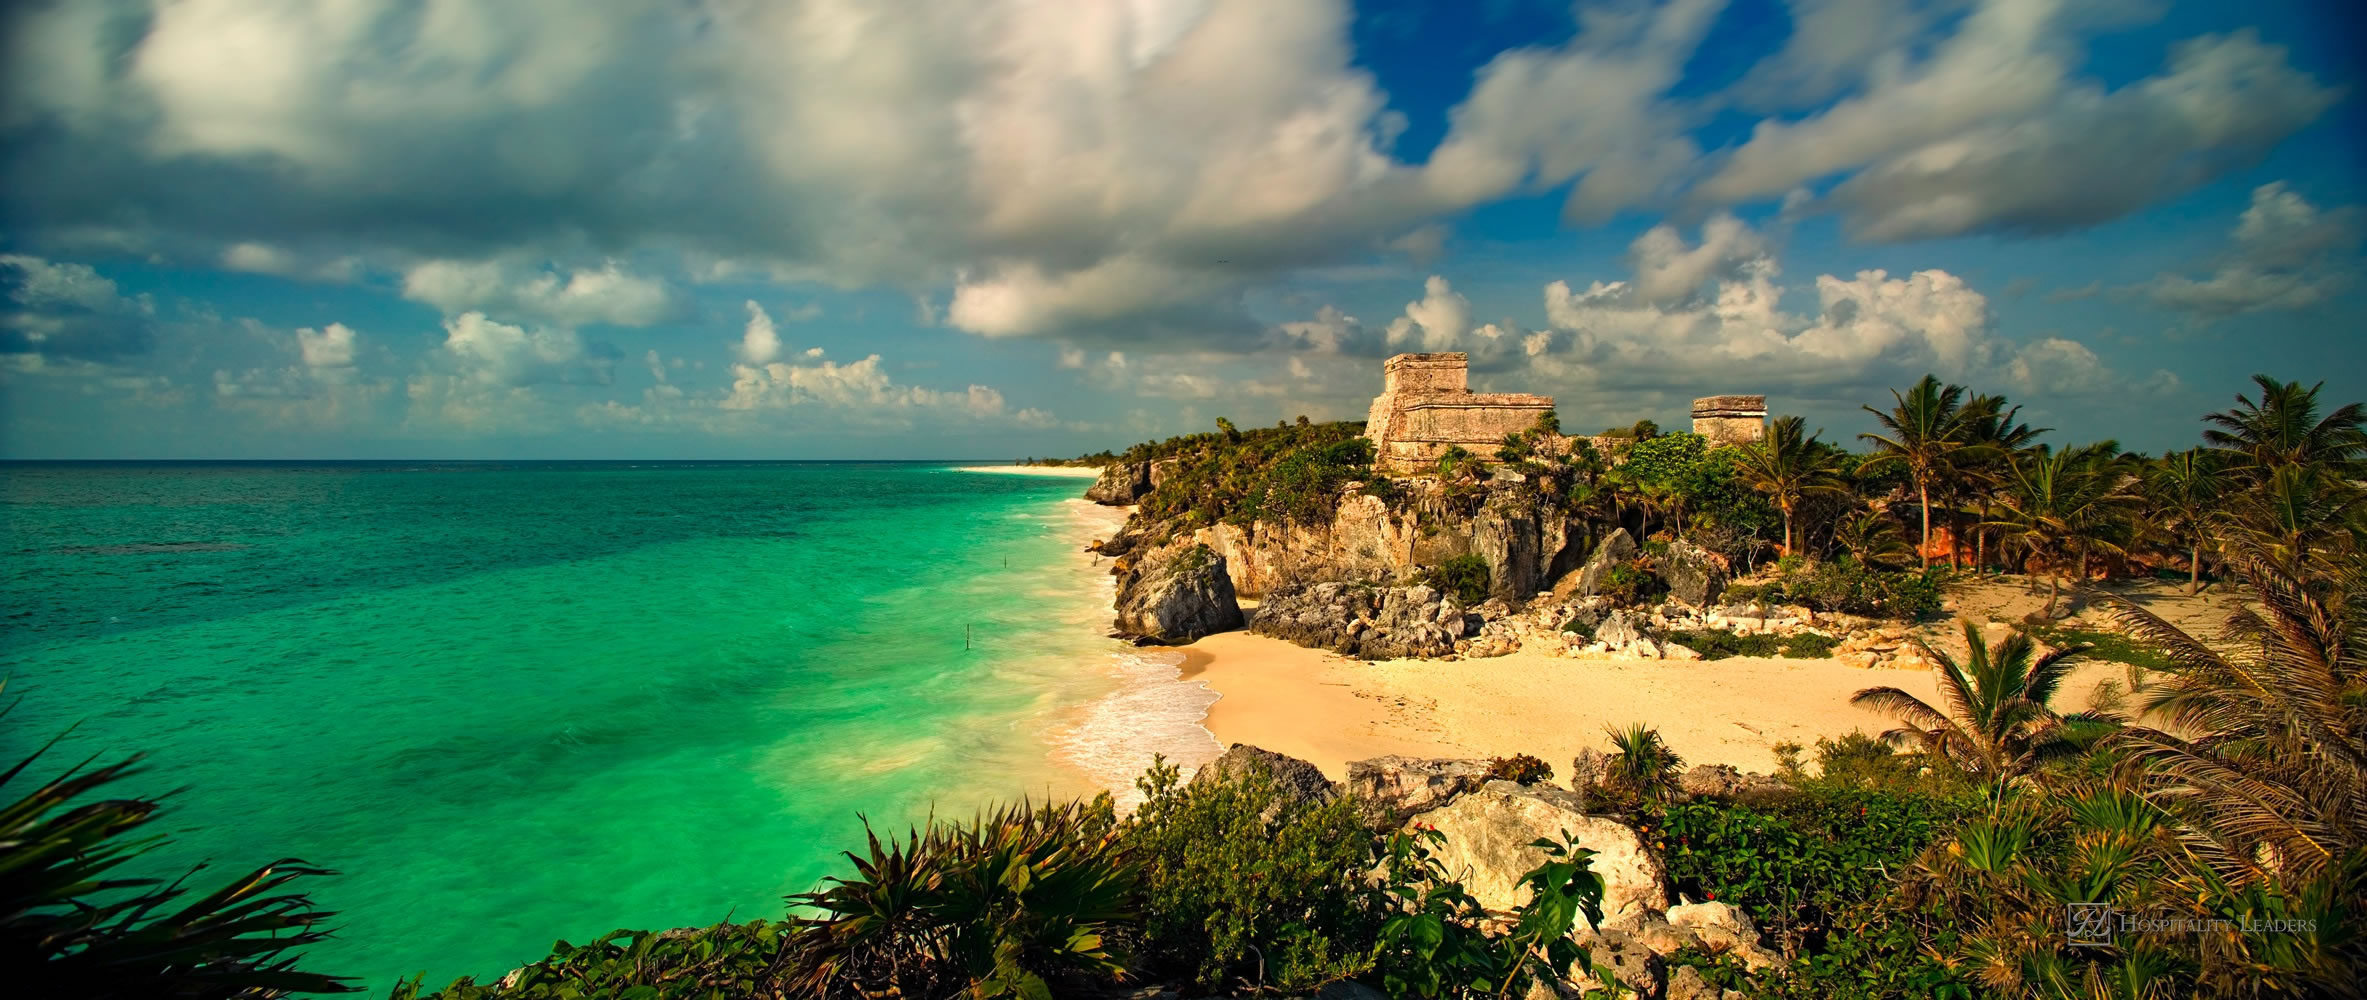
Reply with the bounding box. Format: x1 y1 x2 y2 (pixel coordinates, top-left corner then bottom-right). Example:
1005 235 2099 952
1690 395 1768 445
1364 353 1555 473
1361 353 1767 471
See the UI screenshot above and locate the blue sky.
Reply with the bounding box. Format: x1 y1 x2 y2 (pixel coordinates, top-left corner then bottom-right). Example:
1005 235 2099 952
1 0 2360 459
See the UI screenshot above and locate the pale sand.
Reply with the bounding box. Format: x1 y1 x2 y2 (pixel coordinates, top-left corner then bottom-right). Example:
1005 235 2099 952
951 464 1104 478
1176 577 2235 782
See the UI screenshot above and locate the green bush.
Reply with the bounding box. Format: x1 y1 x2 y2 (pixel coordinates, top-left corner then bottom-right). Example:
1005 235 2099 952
392 923 788 1000
1418 555 1491 606
1123 759 1378 993
1772 558 1943 619
1484 754 1554 785
783 797 1134 999
1596 560 1662 605
1660 628 1838 660
1657 783 1971 962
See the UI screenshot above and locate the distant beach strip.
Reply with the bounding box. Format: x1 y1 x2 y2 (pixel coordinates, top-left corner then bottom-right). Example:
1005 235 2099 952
948 464 1104 477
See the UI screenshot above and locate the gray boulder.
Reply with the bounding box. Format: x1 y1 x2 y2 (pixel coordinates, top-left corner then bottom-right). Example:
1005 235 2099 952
1249 581 1469 660
1473 504 1543 602
1345 755 1491 827
1657 539 1727 608
1189 744 1338 822
1401 782 1670 924
1113 543 1244 643
1576 529 1639 598
1677 764 1785 801
1085 461 1152 504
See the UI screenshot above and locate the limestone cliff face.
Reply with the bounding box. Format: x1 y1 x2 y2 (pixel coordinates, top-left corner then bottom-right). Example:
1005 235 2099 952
1145 478 1598 603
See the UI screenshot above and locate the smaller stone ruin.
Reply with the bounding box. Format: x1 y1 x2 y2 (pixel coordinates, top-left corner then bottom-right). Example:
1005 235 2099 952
1690 395 1767 445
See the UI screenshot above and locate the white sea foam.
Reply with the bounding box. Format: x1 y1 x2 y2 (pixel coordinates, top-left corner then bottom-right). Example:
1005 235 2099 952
1040 497 1223 808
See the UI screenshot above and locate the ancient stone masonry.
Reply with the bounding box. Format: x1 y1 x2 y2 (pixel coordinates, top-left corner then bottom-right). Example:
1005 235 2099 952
1691 395 1767 445
1364 353 1555 473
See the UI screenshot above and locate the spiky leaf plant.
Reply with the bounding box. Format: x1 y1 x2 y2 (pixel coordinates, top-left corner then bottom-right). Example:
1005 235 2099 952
1851 620 2112 784
0 699 354 998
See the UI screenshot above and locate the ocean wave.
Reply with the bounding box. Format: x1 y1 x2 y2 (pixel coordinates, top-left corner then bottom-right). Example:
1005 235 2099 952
1050 650 1222 809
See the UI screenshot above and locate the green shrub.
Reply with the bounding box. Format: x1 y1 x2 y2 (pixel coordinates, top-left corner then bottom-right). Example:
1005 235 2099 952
1484 754 1554 785
1657 784 1971 961
1810 731 1928 792
1774 558 1943 619
393 923 788 1000
784 797 1134 999
1418 555 1491 606
1604 723 1685 804
2022 624 2177 672
1123 758 1378 993
1371 829 1609 999
1661 629 1840 660
1596 560 1662 605
1357 477 1400 504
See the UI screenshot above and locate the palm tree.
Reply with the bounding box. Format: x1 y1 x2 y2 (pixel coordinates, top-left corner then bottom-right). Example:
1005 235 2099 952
1960 394 2048 572
1861 375 1978 570
1851 621 2101 783
1735 415 1850 556
1846 625 2111 781
1984 442 2142 619
2202 374 2367 478
2145 448 2224 594
1833 509 1917 569
2104 543 2367 885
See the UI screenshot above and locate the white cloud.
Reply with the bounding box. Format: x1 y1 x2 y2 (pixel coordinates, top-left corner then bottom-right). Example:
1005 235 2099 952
437 312 610 387
402 259 675 328
2148 182 2361 316
719 349 1031 428
1419 0 1725 224
296 322 357 368
0 253 158 361
738 300 781 363
1385 276 1474 351
1627 213 1768 304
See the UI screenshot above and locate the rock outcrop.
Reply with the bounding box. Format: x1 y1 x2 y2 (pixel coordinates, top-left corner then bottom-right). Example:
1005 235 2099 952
1402 780 1669 924
1677 764 1785 801
1086 462 1153 505
1188 744 1338 822
1113 543 1244 644
1573 528 1638 598
1657 539 1727 607
1249 582 1473 660
1472 501 1543 603
1345 756 1492 828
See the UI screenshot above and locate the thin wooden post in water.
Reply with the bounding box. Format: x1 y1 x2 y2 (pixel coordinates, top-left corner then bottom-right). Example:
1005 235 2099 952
966 623 972 651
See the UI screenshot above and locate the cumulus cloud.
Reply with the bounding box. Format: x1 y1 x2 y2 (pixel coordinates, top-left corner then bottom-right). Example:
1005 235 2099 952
1627 213 1769 304
720 350 1025 427
738 301 781 364
1420 0 1725 224
402 259 675 328
214 321 389 426
296 322 357 368
435 312 614 387
1700 0 2338 240
0 253 158 361
2148 182 2362 317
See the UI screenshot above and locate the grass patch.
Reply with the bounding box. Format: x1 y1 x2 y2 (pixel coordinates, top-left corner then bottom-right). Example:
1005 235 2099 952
2026 625 2179 672
1664 628 1840 660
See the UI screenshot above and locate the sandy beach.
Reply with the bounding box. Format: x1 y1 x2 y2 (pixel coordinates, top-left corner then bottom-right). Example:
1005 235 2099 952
1178 578 2239 781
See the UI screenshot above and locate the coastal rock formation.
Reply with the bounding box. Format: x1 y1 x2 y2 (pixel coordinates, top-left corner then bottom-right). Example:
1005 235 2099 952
1677 764 1785 801
1579 609 1660 659
1113 543 1244 644
1188 744 1338 822
1404 781 1669 924
1557 927 1668 999
1345 756 1492 828
1248 581 1472 660
1472 502 1544 604
1573 529 1638 598
1666 900 1780 970
1086 462 1152 504
1657 539 1727 607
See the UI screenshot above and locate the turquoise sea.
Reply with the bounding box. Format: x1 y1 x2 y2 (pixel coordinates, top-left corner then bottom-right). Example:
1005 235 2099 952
0 461 1219 992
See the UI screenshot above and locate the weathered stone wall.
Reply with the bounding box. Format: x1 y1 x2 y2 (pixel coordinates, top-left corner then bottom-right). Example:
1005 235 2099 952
1366 352 1558 473
1690 394 1767 445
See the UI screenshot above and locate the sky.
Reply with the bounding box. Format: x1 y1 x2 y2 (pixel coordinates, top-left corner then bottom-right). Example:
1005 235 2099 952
0 0 2361 460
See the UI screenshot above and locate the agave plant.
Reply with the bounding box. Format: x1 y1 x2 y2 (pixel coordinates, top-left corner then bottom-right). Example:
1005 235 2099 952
1851 621 2110 784
0 698 355 998
785 795 1137 999
1603 723 1685 804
